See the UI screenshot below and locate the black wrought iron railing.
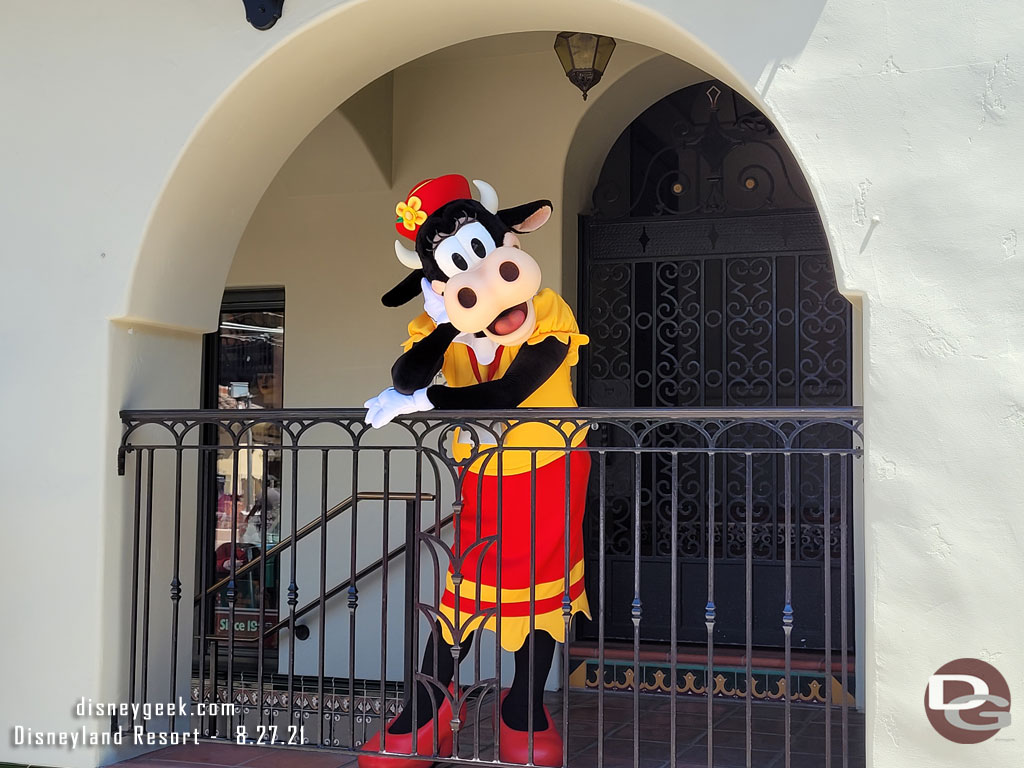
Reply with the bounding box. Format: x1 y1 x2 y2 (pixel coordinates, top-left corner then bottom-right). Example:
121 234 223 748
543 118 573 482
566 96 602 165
118 407 864 768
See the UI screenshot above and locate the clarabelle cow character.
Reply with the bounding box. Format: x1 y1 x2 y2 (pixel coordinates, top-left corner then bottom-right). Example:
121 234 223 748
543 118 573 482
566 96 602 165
360 175 590 768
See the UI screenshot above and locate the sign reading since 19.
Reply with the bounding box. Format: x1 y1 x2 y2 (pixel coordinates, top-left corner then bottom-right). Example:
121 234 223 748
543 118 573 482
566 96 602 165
213 607 279 643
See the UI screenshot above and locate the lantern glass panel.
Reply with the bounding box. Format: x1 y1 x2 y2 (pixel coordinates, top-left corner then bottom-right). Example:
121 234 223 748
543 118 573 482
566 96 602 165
567 33 598 69
594 36 616 71
553 34 574 73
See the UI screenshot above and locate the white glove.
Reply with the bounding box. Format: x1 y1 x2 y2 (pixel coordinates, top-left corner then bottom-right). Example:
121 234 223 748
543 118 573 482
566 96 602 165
421 278 449 324
363 386 434 429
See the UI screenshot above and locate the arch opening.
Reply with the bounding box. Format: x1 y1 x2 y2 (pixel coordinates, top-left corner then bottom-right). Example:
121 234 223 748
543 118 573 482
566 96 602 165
120 0 834 334
562 73 866 707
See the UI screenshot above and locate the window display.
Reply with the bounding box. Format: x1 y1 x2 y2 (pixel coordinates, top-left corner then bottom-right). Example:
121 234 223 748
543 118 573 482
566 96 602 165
203 290 284 651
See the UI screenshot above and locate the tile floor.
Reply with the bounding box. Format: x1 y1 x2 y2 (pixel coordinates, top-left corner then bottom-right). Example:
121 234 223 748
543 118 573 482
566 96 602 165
117 690 865 768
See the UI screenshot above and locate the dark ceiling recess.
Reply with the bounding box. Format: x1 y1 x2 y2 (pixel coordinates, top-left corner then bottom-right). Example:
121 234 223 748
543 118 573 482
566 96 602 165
242 0 284 30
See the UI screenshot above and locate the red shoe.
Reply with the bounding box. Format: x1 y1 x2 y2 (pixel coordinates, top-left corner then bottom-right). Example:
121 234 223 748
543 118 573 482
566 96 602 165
358 684 463 768
497 689 563 767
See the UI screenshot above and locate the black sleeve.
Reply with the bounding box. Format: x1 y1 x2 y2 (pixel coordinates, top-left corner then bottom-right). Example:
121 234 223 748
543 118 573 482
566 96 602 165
391 323 459 394
381 269 425 307
425 336 569 409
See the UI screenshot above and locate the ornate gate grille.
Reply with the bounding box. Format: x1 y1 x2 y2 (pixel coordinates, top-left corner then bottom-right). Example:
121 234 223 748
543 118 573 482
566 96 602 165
577 81 854 650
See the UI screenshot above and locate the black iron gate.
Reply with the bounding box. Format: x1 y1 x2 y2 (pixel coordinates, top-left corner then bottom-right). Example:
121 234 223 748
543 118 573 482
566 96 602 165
576 82 854 650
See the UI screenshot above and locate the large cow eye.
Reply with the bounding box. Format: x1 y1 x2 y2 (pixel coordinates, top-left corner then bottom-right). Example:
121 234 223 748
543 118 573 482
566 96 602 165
433 236 471 278
455 222 495 262
432 223 496 278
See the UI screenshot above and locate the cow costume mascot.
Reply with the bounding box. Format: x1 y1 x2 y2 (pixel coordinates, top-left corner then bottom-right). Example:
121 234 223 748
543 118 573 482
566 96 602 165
360 175 590 767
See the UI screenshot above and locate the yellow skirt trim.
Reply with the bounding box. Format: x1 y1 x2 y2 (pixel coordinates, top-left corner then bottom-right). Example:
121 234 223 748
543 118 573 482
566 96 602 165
438 591 591 652
443 559 587 603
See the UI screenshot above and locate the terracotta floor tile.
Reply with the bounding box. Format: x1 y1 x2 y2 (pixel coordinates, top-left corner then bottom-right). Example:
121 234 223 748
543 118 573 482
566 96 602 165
713 715 801 736
628 724 707 747
136 742 264 766
115 760 215 768
239 746 357 768
568 745 669 768
567 718 631 739
784 754 828 768
629 711 713 731
596 736 682 764
706 729 787 751
678 744 781 768
783 749 867 768
788 738 866 760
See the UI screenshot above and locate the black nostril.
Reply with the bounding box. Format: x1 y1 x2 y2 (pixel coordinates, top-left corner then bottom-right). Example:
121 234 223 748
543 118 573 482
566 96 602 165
458 287 477 309
499 261 520 282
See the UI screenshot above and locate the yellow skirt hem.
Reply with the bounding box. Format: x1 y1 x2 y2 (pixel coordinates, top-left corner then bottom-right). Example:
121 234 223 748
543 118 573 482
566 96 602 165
437 593 591 652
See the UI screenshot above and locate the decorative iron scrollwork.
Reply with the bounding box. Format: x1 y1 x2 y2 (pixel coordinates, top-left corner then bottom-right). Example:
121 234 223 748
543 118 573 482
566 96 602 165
580 82 853 649
591 82 813 218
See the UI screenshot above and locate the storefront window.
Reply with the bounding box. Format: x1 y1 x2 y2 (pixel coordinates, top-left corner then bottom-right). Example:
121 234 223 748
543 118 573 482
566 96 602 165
203 289 284 655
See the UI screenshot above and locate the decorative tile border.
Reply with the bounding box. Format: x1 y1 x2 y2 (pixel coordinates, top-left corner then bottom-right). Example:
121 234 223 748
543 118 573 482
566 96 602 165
191 680 404 720
568 659 855 706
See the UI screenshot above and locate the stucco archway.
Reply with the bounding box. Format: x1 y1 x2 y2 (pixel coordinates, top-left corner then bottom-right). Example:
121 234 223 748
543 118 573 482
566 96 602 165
121 0 832 334
112 0 858 713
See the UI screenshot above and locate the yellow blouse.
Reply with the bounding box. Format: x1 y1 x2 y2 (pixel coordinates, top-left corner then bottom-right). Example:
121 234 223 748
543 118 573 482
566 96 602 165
404 288 589 475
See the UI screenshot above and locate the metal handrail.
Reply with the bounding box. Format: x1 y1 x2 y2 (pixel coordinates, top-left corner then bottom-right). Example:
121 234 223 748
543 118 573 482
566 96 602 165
261 510 455 637
200 491 434 599
124 406 863 421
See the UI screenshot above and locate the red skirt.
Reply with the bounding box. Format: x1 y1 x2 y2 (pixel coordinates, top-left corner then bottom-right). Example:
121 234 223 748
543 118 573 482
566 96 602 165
438 450 591 651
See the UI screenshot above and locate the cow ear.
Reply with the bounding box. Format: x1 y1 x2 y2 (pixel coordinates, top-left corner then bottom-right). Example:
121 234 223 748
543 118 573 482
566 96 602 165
381 269 425 307
498 200 552 234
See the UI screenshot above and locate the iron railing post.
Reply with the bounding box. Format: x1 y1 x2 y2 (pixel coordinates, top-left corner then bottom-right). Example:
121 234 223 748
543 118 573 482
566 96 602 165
403 498 417 705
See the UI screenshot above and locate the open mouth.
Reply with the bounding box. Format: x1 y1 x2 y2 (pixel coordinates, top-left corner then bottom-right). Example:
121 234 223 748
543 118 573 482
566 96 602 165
486 302 529 336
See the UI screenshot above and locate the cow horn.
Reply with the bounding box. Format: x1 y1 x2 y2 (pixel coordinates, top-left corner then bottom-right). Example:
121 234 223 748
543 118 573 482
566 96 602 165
472 179 499 213
394 239 420 270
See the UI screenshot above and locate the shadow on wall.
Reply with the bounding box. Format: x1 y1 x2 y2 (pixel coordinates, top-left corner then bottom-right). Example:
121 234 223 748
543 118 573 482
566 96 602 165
655 0 829 95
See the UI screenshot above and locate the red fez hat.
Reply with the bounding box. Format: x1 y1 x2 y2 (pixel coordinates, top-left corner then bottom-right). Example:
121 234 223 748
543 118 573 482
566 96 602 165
395 174 472 241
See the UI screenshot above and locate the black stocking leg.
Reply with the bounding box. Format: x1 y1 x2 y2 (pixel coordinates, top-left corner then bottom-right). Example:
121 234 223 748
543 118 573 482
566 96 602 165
501 631 556 732
388 627 474 734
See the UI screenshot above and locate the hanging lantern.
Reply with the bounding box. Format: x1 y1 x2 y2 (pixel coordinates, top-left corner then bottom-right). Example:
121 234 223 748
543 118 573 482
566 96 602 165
553 32 616 101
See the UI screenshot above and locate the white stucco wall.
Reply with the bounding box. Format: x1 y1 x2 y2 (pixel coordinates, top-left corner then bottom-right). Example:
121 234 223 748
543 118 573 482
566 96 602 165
2 2 1023 767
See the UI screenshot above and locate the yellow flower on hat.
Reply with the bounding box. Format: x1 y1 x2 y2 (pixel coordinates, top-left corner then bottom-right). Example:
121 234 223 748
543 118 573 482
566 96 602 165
396 196 428 232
